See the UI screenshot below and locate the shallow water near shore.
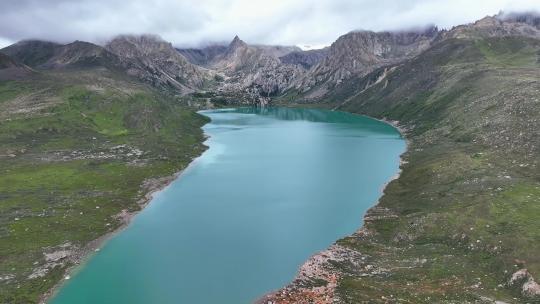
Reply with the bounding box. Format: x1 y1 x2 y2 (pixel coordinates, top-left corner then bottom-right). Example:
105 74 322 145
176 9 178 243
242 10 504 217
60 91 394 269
49 107 405 304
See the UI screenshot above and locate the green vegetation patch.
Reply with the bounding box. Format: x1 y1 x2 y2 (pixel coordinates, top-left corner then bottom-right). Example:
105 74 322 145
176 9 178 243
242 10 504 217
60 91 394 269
0 70 208 303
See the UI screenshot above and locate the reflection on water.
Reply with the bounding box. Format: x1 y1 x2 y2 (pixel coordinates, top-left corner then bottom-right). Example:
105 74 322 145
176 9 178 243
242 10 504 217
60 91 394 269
206 107 399 134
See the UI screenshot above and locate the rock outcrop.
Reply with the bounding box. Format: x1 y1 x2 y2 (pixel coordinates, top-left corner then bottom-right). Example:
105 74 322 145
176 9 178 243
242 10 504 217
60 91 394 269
509 269 540 299
279 48 329 69
292 26 439 99
106 34 209 94
207 36 308 99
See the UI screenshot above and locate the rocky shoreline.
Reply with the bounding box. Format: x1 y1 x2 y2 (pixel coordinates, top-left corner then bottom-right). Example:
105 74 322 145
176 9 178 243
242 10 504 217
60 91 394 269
38 168 190 304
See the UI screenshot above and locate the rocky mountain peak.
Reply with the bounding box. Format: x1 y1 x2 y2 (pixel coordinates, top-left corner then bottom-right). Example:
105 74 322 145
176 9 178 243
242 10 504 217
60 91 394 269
225 35 248 55
106 34 178 59
293 27 438 97
229 35 247 48
474 16 502 27
105 34 208 94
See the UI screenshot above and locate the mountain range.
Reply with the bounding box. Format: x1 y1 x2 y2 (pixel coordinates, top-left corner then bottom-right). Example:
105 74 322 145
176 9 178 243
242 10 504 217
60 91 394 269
4 13 538 104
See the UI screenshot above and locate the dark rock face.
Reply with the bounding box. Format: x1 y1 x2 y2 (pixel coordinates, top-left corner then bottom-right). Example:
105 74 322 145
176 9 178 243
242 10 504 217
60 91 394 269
1 40 60 67
0 52 32 80
1 40 119 70
106 34 208 94
0 52 20 69
279 48 329 69
176 45 227 66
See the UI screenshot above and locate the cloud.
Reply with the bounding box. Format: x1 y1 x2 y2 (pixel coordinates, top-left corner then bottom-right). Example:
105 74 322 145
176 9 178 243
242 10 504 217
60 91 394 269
0 37 13 49
0 0 539 48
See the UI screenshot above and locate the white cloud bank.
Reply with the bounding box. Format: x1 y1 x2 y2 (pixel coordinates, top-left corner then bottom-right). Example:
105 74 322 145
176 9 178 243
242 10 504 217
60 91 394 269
0 0 539 49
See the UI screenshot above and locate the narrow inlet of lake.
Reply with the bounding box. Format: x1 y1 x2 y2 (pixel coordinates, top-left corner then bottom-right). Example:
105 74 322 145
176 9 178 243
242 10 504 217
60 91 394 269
50 107 406 304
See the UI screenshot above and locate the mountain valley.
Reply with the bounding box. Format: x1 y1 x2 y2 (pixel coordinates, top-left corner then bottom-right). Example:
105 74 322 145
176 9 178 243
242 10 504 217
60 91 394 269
0 11 539 304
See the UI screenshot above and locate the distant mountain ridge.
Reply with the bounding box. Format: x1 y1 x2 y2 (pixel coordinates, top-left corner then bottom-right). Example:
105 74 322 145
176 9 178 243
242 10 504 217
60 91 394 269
2 40 121 70
1 40 60 67
175 28 440 101
2 12 539 101
1 35 209 95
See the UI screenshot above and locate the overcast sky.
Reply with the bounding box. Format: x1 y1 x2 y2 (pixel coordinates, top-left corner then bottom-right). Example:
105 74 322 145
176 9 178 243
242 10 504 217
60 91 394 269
0 0 539 49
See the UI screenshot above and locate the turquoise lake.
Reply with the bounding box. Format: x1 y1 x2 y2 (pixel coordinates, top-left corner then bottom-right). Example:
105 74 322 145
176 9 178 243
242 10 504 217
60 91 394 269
50 107 406 304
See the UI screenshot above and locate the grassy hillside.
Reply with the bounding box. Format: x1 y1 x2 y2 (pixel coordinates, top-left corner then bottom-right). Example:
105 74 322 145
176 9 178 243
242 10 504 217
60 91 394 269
332 36 540 302
0 68 208 303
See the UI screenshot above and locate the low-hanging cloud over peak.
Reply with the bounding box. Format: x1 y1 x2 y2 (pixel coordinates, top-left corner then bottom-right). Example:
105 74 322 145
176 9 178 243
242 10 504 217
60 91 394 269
1 0 539 49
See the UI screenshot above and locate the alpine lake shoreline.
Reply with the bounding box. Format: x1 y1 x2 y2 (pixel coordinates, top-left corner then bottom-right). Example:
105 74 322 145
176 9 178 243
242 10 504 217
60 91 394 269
39 167 193 304
41 105 408 304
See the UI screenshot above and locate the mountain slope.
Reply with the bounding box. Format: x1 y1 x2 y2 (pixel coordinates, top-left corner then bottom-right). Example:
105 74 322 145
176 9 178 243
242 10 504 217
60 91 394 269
290 27 439 100
0 53 18 68
1 40 60 67
106 35 209 94
206 36 308 101
2 37 211 95
268 20 540 304
0 53 33 80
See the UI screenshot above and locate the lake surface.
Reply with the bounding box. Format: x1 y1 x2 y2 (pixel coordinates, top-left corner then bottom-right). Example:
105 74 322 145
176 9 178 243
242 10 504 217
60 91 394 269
50 107 405 304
